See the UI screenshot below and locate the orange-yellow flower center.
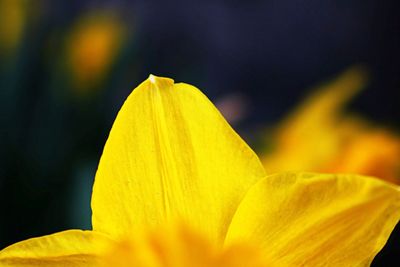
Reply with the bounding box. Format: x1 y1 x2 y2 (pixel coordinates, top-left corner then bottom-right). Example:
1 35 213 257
101 224 271 267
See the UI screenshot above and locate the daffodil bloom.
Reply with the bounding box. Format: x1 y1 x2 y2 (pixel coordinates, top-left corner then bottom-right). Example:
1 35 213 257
262 66 400 184
1 75 399 266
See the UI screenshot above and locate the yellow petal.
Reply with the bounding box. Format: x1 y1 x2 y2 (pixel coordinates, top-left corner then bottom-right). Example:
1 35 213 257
91 75 266 244
0 230 113 266
225 172 400 266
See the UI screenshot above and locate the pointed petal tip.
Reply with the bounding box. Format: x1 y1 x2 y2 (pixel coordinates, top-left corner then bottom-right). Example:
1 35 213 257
148 74 174 88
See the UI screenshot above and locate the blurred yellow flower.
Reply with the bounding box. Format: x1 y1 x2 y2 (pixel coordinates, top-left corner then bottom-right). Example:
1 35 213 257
66 11 126 94
0 0 28 55
324 129 400 185
0 75 399 266
262 66 400 184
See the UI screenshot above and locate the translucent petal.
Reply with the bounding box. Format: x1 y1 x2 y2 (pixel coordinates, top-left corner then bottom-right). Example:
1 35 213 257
225 172 400 266
91 75 266 244
0 230 113 267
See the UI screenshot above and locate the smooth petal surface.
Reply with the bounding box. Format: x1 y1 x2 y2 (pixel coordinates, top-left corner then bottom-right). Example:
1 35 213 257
225 172 400 267
92 75 266 243
0 230 113 267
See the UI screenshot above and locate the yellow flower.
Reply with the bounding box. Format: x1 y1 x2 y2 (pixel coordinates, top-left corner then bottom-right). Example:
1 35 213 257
1 75 399 266
262 66 400 184
66 11 126 94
